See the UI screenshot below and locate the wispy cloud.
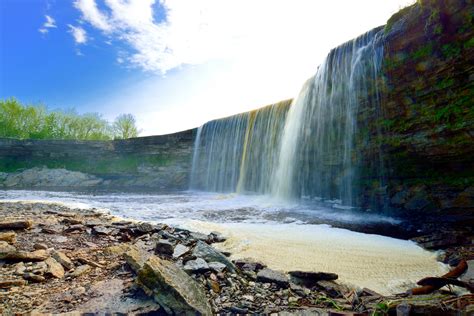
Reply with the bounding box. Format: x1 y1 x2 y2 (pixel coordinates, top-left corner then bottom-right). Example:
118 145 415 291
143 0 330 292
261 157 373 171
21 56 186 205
73 0 111 32
38 15 57 34
73 0 416 75
68 24 88 44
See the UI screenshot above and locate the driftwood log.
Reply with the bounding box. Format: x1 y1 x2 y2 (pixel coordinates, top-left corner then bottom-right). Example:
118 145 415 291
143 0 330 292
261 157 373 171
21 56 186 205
410 260 469 295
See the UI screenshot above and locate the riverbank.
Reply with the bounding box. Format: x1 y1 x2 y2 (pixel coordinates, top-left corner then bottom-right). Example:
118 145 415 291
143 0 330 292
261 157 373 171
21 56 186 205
0 201 472 315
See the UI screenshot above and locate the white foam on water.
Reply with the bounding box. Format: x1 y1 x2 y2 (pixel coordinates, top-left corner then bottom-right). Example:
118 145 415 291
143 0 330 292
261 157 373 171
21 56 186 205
178 220 447 295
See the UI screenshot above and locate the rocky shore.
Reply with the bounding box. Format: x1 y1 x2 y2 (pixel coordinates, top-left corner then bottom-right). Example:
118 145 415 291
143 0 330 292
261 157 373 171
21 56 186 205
0 201 472 315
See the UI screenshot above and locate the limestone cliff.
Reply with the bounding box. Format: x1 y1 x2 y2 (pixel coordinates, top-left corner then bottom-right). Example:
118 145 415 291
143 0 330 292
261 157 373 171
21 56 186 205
0 130 195 190
362 0 474 216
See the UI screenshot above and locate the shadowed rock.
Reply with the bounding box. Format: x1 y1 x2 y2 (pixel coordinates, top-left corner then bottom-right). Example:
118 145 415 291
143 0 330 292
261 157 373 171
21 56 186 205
0 220 33 230
155 239 174 256
289 271 338 287
256 268 289 288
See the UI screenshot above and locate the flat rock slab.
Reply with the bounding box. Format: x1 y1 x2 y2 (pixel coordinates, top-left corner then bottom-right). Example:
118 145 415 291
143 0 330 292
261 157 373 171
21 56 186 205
0 279 28 288
257 268 290 288
2 249 49 262
172 244 190 259
92 226 114 235
74 279 161 314
183 258 209 273
0 220 33 230
208 262 227 273
137 256 212 315
124 245 151 273
192 241 236 273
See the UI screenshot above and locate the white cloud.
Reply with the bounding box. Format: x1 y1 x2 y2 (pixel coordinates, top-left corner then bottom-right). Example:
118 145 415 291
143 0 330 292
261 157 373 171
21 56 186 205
74 0 416 135
73 0 415 75
68 25 88 44
44 15 56 28
73 0 112 31
38 14 57 34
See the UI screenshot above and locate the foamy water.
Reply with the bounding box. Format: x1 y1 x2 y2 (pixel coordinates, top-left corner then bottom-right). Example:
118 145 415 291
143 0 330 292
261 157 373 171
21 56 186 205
0 189 447 294
179 220 447 295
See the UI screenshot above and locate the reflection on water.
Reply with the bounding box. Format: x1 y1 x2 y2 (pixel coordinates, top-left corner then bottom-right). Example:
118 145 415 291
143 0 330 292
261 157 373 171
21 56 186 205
0 189 398 226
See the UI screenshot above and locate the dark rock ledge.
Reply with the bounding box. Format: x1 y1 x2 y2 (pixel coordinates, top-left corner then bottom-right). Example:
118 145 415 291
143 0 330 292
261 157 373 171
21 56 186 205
0 201 472 315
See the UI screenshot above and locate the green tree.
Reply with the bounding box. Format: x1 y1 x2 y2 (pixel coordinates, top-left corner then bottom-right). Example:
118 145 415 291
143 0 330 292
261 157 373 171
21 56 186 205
0 98 118 141
113 114 140 139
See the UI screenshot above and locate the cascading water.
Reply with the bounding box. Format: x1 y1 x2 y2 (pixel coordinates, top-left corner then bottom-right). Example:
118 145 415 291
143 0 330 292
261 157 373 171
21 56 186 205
272 27 385 205
190 100 291 193
190 27 385 208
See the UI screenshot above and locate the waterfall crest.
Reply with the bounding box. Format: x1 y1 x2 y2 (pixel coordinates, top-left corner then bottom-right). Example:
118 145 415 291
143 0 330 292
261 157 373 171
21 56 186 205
191 27 385 207
190 100 291 193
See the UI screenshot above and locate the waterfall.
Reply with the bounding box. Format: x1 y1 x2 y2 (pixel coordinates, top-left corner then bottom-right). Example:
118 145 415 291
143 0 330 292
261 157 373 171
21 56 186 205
189 100 291 193
272 27 384 205
190 27 385 208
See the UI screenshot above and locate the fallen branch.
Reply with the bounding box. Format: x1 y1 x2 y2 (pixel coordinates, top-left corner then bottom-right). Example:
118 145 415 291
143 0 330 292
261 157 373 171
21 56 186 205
417 277 474 293
410 260 469 295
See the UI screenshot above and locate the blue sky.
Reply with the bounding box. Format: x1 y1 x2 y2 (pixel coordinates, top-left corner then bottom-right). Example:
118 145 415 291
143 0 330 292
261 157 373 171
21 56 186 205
0 0 413 135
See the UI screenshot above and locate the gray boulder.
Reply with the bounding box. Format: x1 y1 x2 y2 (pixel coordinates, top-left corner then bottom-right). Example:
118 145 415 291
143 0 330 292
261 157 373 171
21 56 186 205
172 244 190 259
183 258 209 273
192 241 236 273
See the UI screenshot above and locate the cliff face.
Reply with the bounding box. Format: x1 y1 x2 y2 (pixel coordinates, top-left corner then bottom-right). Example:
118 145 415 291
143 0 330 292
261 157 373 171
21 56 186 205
0 129 195 190
358 0 474 217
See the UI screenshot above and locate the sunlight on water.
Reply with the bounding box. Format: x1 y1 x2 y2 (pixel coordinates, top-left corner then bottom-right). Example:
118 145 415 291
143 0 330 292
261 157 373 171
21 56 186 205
0 190 398 225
